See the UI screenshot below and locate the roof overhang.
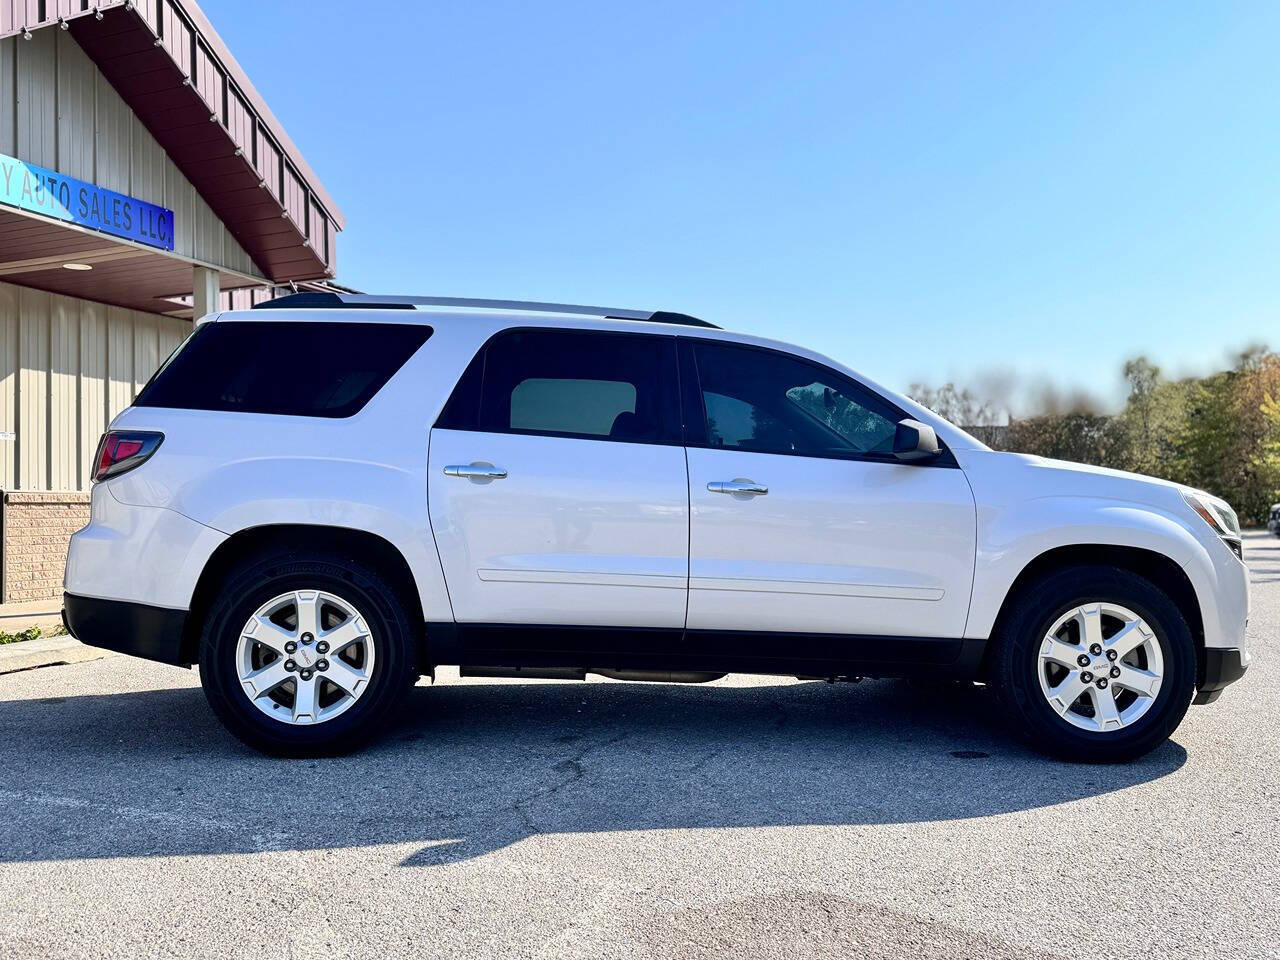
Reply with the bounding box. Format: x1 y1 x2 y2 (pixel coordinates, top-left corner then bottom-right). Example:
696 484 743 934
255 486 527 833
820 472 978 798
1 0 342 285
0 203 263 319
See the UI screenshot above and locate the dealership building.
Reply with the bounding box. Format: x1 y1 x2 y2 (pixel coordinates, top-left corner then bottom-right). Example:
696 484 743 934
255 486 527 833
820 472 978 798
0 0 344 602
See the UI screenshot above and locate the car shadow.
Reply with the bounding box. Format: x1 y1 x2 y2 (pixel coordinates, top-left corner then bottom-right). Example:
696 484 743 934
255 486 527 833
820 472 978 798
0 676 1187 866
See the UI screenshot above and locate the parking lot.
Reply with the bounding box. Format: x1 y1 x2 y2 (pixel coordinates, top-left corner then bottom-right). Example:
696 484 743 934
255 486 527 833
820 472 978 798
1 533 1276 959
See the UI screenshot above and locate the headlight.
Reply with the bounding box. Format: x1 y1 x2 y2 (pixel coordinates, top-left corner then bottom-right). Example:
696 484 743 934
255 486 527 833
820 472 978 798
1181 489 1243 558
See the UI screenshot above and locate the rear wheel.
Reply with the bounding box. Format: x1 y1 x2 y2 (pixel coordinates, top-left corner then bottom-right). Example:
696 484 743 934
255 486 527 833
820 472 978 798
198 551 417 756
992 565 1195 762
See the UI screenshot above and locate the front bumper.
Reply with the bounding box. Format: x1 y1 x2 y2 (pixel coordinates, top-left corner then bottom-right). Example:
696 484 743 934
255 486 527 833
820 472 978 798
1194 646 1251 705
63 593 190 667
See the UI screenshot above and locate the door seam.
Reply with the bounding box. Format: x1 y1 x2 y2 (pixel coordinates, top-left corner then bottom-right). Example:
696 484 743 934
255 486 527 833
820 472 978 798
424 428 458 623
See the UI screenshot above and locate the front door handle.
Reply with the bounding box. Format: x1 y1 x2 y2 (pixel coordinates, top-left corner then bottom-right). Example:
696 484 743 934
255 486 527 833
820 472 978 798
708 479 768 496
444 463 508 480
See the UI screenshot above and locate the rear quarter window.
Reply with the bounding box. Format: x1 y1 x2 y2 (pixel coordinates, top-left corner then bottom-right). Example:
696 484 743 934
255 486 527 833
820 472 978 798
134 321 432 418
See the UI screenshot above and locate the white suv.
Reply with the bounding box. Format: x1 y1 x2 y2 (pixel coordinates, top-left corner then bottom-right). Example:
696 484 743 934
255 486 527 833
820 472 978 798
63 294 1251 760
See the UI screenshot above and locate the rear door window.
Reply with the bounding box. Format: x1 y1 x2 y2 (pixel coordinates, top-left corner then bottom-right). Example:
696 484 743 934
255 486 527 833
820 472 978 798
435 328 681 445
134 321 432 418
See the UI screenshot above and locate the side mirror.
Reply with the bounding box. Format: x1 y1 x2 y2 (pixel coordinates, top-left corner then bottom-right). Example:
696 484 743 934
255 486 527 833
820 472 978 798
893 418 941 462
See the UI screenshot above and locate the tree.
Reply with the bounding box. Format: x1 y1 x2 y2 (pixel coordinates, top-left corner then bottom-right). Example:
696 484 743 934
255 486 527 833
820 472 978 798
1120 357 1161 473
913 348 1280 525
1005 412 1129 468
1230 350 1280 523
1259 388 1280 517
907 382 1007 448
1109 349 1279 523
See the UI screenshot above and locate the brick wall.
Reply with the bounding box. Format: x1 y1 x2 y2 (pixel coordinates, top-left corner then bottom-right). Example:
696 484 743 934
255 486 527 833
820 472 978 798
2 491 91 604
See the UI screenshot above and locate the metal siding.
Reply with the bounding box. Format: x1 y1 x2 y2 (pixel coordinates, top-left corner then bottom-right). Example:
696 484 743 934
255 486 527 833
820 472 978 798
129 113 165 205
55 29 96 181
309 198 325 248
0 283 189 492
231 232 255 274
131 310 159 396
15 26 56 167
162 317 186 367
194 40 223 118
105 304 133 422
0 281 16 489
2 27 266 280
0 0 343 229
163 157 194 259
226 87 251 156
17 285 48 490
133 0 159 34
157 311 183 362
94 65 132 193
49 292 79 489
256 130 279 198
191 185 225 266
23 3 345 280
3 3 44 35
1 1 134 36
283 165 305 227
0 37 15 156
161 2 192 77
221 223 256 276
79 298 106 491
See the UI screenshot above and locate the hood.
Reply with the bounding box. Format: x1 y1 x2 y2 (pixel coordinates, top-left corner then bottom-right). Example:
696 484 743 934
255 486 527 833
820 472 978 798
955 449 1237 529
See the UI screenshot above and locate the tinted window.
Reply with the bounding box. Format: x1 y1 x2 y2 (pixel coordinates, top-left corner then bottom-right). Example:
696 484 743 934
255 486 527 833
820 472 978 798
691 341 902 459
135 321 432 418
509 378 637 434
437 329 680 444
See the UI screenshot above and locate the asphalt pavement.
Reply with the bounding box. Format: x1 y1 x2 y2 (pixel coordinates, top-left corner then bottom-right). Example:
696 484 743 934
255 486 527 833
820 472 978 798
2 533 1277 959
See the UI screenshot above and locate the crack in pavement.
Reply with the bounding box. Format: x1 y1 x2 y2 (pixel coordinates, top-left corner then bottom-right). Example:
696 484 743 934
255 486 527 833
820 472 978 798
6 730 637 865
389 731 635 865
506 731 631 830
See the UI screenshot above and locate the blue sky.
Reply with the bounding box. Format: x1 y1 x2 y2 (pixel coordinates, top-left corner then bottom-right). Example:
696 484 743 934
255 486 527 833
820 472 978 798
210 1 1279 412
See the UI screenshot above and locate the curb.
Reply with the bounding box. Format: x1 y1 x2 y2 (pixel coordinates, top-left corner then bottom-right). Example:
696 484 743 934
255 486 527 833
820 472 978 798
0 636 112 675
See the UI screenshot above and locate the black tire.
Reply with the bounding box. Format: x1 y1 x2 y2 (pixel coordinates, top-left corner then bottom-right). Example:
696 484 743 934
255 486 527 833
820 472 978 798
992 565 1195 763
198 549 418 756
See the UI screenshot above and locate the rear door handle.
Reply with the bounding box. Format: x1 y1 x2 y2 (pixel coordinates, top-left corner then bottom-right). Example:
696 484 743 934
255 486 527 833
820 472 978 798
707 479 768 496
444 463 508 480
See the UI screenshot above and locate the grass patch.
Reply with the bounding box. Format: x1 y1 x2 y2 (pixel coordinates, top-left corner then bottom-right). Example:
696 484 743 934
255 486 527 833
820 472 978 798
0 625 64 644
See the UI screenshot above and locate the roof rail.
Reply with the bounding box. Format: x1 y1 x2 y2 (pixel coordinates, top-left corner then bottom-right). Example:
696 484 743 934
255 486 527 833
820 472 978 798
253 292 719 328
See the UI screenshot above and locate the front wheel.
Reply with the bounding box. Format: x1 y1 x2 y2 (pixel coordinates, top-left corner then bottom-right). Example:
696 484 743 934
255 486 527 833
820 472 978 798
992 566 1196 762
198 551 418 756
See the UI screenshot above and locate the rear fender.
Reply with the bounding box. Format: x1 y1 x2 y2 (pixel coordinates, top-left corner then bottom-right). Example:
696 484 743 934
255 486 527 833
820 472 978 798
110 454 454 623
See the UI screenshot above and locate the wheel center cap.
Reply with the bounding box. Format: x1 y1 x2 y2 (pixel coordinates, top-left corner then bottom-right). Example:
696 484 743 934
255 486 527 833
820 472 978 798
294 646 317 669
1092 656 1110 673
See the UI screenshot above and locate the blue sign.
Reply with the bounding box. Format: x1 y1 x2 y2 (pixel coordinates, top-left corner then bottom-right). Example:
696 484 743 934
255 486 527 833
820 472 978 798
0 152 174 251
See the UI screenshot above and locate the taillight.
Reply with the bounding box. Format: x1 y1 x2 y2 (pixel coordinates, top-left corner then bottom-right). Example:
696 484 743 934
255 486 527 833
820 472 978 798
92 431 164 483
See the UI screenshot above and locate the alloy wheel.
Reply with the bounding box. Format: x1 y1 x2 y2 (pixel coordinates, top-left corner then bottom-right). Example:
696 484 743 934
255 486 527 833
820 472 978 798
1036 601 1165 733
235 590 376 725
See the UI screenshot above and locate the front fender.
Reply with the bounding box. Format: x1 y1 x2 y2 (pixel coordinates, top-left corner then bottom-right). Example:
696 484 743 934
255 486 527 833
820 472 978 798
965 496 1231 645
